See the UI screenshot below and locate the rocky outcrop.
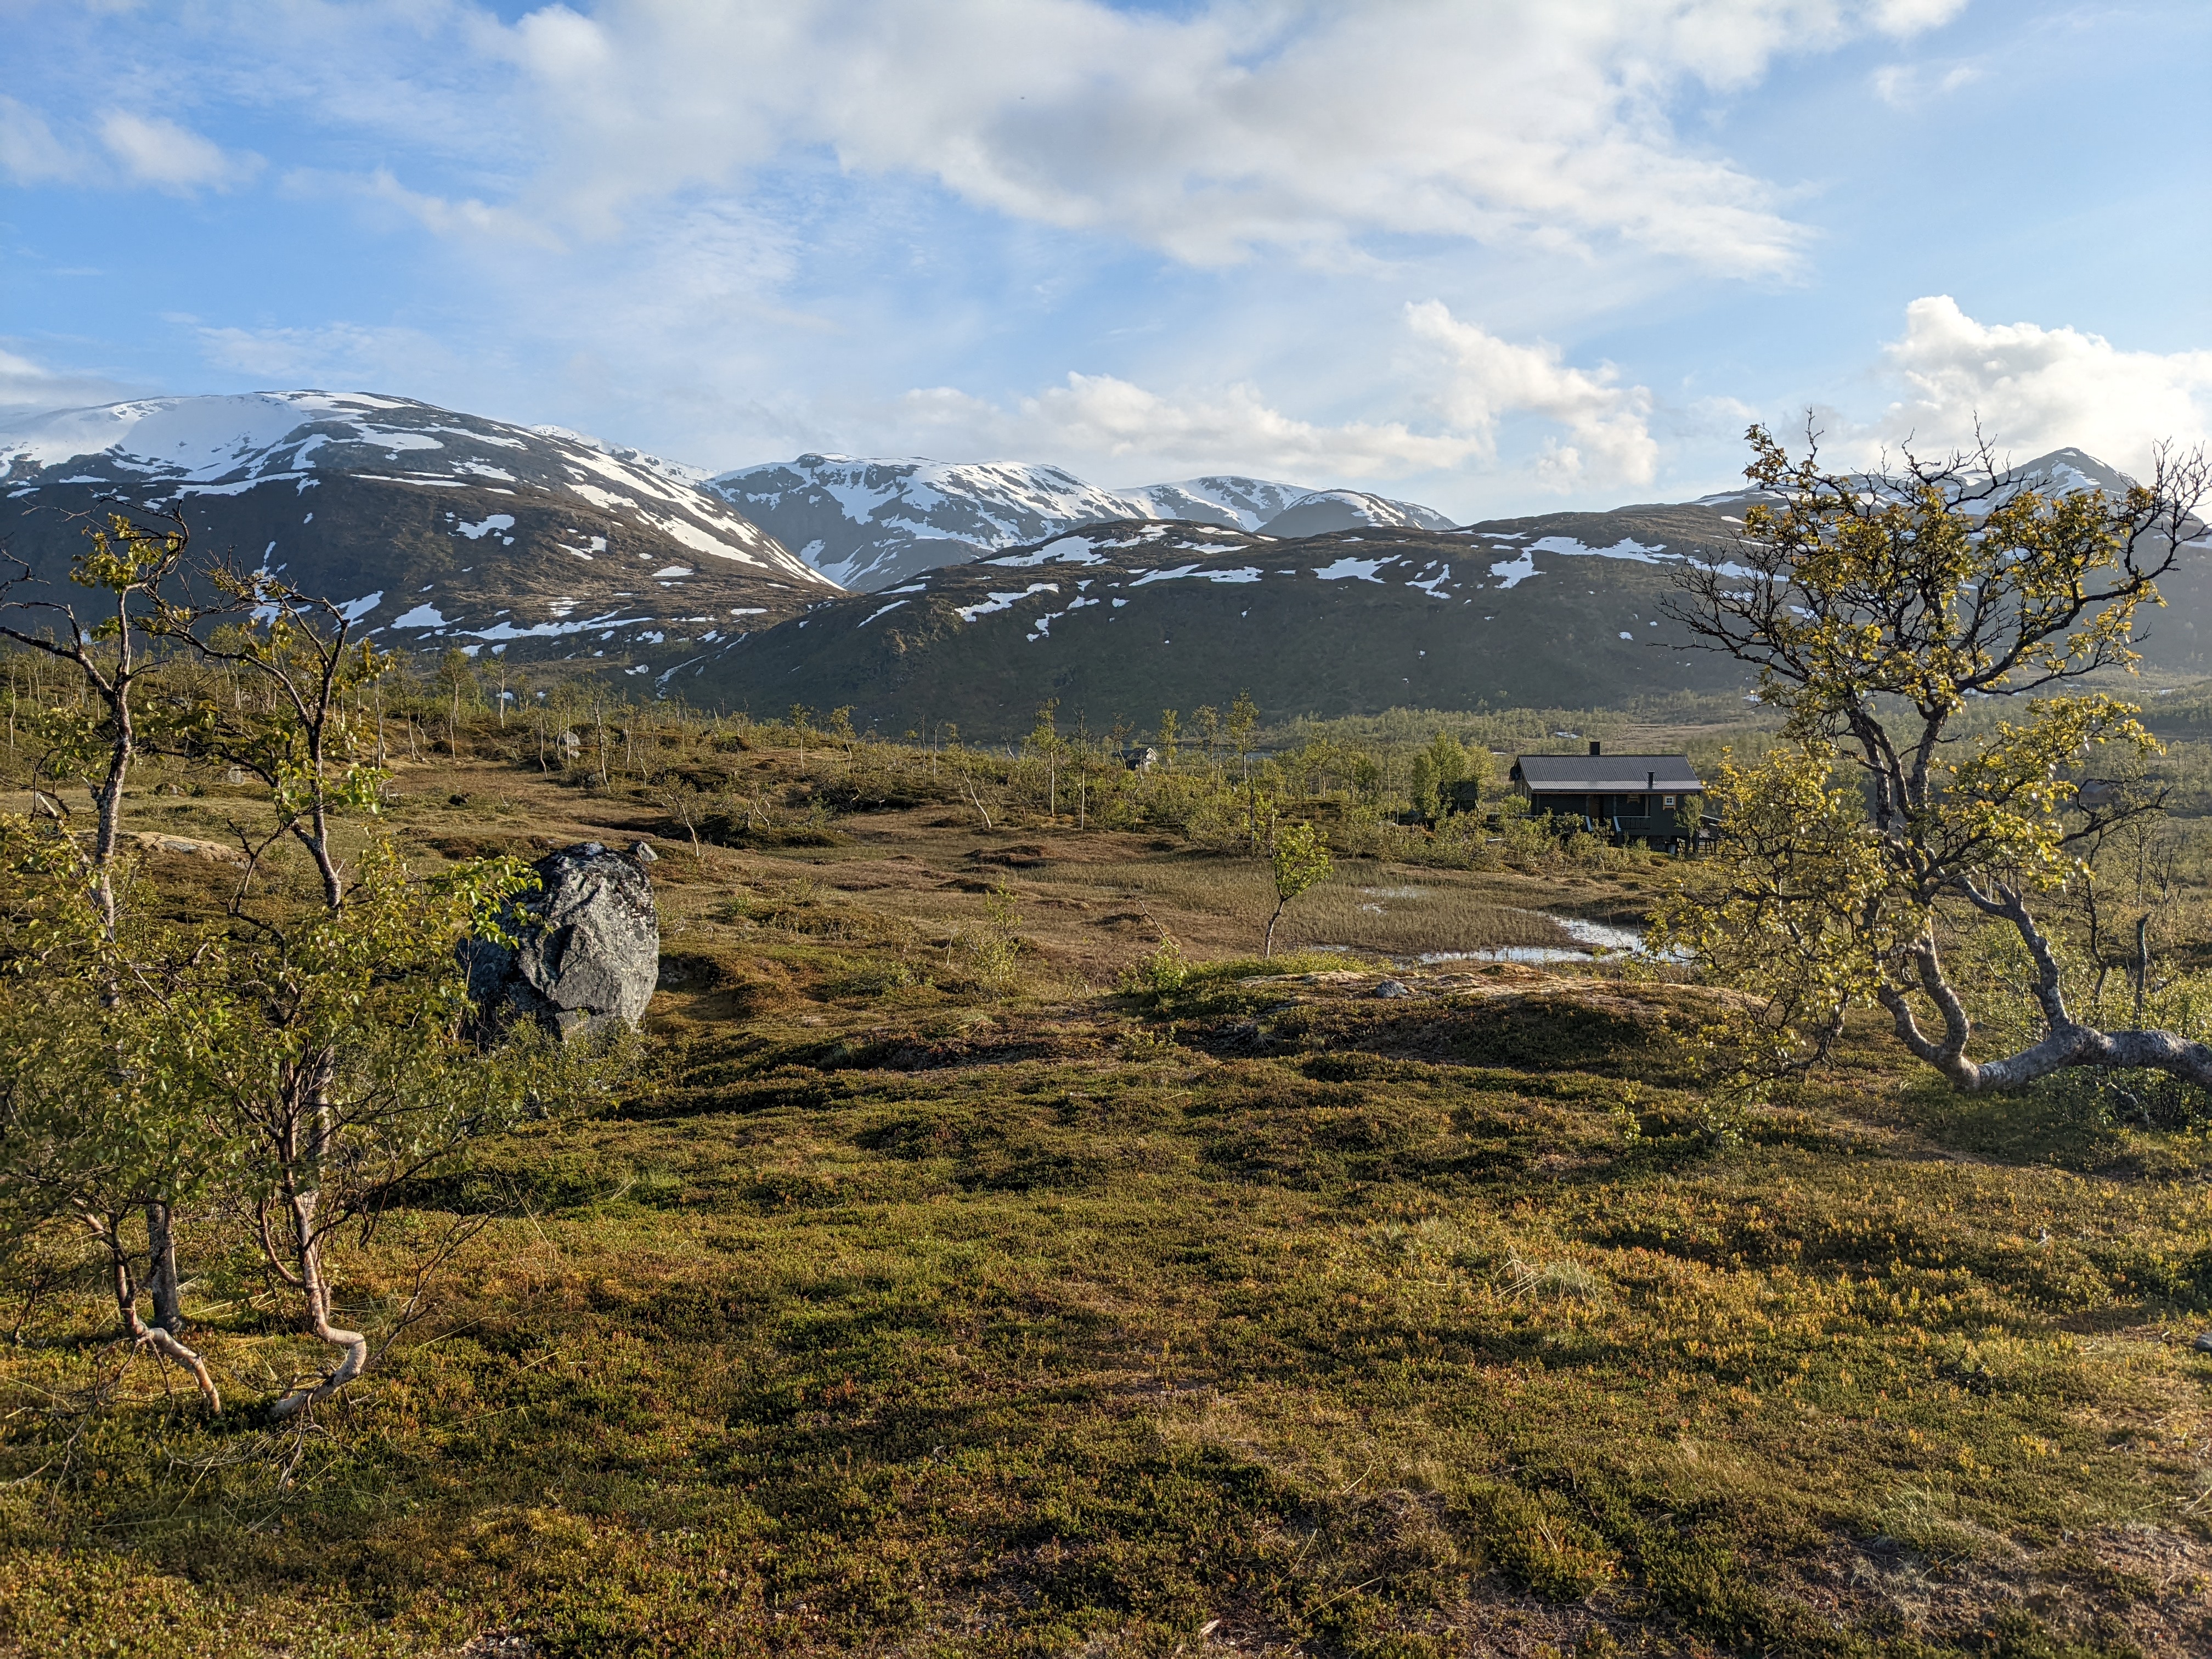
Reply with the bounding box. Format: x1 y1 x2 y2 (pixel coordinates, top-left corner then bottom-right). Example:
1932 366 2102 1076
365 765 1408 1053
466 842 659 1040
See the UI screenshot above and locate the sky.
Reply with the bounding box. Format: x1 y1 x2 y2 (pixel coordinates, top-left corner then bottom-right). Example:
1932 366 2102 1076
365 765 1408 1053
2 0 2208 520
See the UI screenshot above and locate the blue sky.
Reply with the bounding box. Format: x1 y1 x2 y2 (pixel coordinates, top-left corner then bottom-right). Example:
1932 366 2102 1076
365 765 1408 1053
3 0 2207 518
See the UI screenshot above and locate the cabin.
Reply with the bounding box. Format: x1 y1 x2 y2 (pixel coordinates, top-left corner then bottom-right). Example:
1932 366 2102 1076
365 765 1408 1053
1507 742 1707 850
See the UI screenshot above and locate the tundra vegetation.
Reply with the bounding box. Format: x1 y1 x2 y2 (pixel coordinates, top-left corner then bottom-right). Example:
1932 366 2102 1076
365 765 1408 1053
0 489 2209 1655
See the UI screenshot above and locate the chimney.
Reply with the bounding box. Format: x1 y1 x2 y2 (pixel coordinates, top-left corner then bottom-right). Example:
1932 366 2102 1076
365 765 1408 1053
1589 740 1601 757
1647 770 1655 789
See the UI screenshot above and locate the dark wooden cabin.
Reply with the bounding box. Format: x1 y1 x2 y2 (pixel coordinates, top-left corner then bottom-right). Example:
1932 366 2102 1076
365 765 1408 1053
1506 742 1707 848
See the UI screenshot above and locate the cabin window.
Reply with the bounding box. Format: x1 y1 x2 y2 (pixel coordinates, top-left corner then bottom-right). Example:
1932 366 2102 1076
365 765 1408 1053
1620 794 1645 816
1662 794 1677 808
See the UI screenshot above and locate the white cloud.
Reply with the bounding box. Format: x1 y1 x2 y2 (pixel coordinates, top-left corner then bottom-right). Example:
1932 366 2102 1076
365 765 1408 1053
1406 302 1657 489
0 97 258 193
1871 60 1982 106
1867 296 2212 475
98 110 259 193
0 347 149 415
868 303 1656 490
424 0 1968 278
352 167 560 249
990 373 1486 477
0 95 85 184
1868 0 1972 35
194 320 458 389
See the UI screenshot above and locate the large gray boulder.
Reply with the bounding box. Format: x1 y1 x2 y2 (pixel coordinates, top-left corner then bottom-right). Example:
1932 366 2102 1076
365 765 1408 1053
467 842 659 1039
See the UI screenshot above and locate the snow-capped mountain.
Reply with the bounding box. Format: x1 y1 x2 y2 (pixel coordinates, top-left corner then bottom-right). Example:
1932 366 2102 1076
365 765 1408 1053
1 393 838 681
702 456 1149 591
704 454 1457 590
1122 476 1312 529
0 392 825 584
1256 488 1457 538
9 392 2185 720
680 503 1758 730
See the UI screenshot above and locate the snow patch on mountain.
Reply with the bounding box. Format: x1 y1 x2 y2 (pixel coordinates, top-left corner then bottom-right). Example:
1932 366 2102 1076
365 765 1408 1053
956 583 1059 623
1691 447 2137 517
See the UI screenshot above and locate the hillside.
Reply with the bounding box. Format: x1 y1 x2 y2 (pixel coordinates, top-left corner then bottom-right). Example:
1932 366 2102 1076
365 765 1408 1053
679 505 1772 732
0 393 842 680
704 454 1453 590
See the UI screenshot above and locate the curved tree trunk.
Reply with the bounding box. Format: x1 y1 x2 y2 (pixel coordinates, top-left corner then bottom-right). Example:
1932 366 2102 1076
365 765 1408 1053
1878 901 2212 1093
94 1217 221 1413
267 1187 368 1421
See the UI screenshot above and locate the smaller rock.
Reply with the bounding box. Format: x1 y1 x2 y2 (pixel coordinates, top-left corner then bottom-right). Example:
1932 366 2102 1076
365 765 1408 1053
630 840 659 863
130 831 245 864
2193 1333 2212 1353
1374 979 1413 998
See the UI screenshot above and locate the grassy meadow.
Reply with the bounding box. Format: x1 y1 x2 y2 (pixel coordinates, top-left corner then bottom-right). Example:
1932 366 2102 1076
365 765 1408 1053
1 707 2209 1658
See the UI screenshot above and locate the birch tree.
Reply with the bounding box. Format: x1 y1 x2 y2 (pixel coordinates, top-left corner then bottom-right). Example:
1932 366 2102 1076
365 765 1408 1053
1654 427 2211 1092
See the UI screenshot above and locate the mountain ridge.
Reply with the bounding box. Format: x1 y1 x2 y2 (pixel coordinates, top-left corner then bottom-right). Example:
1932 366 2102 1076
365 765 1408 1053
704 454 1456 590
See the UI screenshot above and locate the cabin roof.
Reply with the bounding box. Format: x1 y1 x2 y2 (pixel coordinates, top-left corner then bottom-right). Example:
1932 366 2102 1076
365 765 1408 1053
1513 753 1704 793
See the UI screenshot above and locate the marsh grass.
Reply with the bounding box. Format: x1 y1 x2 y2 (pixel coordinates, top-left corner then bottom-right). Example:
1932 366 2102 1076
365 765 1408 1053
1288 882 1573 955
1035 858 1590 958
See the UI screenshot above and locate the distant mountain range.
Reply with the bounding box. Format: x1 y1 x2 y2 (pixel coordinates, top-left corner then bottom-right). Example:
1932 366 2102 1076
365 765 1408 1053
3 392 2200 732
704 455 1454 590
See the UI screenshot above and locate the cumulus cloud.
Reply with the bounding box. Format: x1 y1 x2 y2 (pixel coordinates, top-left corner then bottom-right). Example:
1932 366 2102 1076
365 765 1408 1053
1868 0 1973 34
984 373 1485 477
871 304 1656 490
1866 296 2212 476
1406 302 1657 489
416 0 1970 276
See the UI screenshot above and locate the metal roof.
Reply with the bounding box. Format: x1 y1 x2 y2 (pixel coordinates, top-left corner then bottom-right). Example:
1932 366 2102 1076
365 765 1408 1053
1513 753 1704 793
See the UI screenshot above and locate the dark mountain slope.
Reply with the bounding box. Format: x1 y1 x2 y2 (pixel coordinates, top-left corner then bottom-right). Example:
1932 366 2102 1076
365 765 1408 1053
678 509 1765 734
